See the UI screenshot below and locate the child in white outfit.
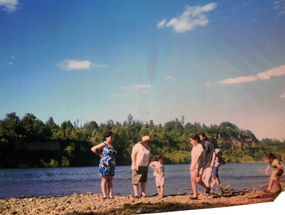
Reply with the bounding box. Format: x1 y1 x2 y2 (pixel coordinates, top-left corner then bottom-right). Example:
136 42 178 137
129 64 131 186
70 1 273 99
149 155 165 198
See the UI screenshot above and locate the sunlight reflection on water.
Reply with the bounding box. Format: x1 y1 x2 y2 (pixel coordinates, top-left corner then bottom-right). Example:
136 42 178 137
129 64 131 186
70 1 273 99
0 162 284 198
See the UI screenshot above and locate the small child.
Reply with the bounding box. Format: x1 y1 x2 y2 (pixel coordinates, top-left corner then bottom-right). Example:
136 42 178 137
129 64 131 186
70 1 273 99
210 148 225 193
149 155 165 198
265 153 284 193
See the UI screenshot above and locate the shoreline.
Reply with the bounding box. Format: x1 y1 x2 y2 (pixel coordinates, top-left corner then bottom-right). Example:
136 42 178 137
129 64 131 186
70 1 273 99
2 160 272 169
1 184 283 215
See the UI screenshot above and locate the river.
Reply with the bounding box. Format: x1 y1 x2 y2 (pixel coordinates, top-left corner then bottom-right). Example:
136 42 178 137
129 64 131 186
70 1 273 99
0 162 284 198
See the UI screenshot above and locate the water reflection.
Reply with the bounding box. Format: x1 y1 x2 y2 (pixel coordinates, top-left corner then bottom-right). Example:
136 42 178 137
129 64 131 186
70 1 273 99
0 163 283 198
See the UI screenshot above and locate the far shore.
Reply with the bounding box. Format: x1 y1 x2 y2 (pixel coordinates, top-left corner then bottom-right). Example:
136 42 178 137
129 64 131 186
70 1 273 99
11 160 271 169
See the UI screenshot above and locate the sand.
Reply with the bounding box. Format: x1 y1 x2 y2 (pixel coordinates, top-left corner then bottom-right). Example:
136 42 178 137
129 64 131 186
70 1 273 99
0 184 283 215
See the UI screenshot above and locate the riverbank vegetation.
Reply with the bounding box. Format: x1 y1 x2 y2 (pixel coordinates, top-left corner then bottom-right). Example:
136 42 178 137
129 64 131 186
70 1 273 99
1 112 285 168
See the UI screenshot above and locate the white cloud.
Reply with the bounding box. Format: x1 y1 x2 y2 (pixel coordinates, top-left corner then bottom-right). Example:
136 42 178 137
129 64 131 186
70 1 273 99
59 60 91 71
279 10 285 15
157 3 217 33
272 1 280 10
0 0 18 13
272 1 285 16
280 92 285 98
251 18 257 24
141 90 149 94
157 19 166 28
112 85 150 97
205 64 285 86
58 60 107 71
164 75 174 80
3 62 12 65
110 93 130 98
121 85 150 91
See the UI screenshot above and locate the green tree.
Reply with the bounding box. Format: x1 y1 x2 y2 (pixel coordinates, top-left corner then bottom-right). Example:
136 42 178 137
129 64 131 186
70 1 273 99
49 159 59 167
127 114 133 126
46 117 59 138
2 111 284 168
281 153 285 162
33 119 48 141
0 112 20 140
64 143 75 157
61 120 73 130
19 113 37 139
83 121 99 137
60 120 73 138
220 122 239 131
40 159 48 167
61 156 70 167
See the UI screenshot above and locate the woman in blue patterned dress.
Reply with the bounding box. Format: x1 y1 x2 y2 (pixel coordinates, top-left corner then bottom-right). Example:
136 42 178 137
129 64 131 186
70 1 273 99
91 131 117 199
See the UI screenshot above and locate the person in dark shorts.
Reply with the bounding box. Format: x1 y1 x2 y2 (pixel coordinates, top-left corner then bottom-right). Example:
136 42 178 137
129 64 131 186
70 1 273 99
131 135 155 198
210 148 225 193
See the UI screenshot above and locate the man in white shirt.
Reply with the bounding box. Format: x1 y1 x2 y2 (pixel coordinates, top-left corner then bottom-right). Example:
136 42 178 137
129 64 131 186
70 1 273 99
131 135 155 198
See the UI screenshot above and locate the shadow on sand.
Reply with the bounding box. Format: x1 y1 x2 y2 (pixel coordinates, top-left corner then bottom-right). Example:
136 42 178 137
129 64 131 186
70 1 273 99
68 200 231 215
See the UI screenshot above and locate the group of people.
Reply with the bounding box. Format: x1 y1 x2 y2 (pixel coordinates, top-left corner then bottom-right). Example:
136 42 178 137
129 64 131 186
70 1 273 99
189 132 223 199
91 131 284 199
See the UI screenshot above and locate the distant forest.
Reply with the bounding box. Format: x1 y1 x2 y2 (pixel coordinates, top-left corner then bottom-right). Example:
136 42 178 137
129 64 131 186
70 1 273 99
0 112 285 168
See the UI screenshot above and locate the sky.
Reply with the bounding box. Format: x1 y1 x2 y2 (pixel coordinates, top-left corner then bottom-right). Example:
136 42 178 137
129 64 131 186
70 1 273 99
1 0 285 141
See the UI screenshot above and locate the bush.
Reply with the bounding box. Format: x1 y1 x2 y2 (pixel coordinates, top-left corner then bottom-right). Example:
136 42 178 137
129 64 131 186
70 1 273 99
49 159 59 167
61 156 70 167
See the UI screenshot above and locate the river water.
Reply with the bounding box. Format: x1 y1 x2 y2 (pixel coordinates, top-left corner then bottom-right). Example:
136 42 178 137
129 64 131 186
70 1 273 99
0 162 284 198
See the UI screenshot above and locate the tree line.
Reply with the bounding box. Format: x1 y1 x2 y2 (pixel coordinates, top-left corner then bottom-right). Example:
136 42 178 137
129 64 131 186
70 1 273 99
0 112 285 168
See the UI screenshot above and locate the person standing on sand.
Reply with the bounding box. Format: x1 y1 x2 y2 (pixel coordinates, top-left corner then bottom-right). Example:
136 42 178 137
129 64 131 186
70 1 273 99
131 135 155 198
189 134 209 199
210 148 225 193
149 154 165 198
91 131 117 199
199 132 216 193
264 152 284 193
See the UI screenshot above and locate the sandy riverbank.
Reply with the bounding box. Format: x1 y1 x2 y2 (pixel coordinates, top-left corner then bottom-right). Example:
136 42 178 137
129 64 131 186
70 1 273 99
0 184 284 215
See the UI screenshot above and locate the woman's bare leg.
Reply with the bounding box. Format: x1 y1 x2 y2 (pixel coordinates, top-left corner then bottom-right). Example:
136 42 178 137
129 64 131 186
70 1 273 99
191 172 198 197
101 176 107 198
108 176 113 198
196 175 208 190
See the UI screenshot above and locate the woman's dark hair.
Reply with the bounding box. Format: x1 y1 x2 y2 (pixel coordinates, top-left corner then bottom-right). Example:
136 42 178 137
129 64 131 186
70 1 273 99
189 134 201 143
265 152 276 160
153 155 163 161
198 132 209 141
104 131 113 140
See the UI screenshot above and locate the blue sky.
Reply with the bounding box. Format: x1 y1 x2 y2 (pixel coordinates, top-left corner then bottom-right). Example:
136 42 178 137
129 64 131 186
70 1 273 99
1 0 285 141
